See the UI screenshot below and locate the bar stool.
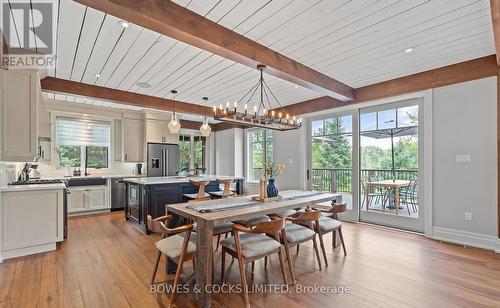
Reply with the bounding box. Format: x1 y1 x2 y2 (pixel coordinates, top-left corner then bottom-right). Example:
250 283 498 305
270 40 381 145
183 179 211 202
209 178 235 199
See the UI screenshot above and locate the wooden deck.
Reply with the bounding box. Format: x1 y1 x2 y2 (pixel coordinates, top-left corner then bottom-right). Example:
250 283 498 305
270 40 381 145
1 212 499 307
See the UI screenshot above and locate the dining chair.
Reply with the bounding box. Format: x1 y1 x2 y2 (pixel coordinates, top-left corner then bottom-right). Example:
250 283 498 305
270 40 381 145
183 179 211 202
281 209 323 276
220 217 292 308
312 203 347 266
209 178 235 199
147 215 196 307
400 179 418 215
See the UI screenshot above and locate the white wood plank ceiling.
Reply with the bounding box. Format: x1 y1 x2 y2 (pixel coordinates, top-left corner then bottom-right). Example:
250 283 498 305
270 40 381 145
36 0 495 110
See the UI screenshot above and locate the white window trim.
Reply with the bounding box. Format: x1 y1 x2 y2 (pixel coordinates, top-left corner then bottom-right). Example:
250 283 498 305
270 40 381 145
51 112 114 171
245 128 273 183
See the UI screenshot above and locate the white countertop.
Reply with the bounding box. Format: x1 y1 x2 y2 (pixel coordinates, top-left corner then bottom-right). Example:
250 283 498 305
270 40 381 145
122 175 244 185
0 183 67 192
44 174 146 180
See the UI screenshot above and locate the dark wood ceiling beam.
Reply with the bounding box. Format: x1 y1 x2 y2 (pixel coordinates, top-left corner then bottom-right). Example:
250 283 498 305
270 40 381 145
74 0 354 101
40 76 211 115
280 55 498 115
490 0 500 65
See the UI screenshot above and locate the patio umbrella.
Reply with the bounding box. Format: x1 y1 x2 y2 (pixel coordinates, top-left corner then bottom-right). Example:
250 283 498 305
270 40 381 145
360 126 418 181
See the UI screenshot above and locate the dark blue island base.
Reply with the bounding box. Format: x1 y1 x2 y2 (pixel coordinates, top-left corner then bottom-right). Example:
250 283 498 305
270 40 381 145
123 178 244 234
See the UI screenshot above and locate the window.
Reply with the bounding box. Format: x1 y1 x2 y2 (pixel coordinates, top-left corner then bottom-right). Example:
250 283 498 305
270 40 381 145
55 117 111 169
194 136 206 172
179 135 191 171
248 129 273 181
178 134 207 173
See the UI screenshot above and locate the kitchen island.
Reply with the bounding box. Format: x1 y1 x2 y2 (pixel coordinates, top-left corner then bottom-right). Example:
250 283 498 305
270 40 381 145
122 175 244 233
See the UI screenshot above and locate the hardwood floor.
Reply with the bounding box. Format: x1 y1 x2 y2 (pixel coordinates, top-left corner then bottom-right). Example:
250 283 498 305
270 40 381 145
1 212 499 307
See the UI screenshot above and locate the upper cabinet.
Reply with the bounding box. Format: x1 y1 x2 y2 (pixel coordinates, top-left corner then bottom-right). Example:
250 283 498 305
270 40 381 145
145 118 179 144
0 70 38 162
123 118 143 162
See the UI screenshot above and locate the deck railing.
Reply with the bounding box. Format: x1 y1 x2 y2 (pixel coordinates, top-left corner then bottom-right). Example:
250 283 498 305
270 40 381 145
311 168 418 192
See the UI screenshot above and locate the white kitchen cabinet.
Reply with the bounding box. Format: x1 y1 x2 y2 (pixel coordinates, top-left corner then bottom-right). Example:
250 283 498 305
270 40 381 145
1 188 64 259
123 118 143 162
68 188 86 212
87 187 107 210
68 186 109 214
0 69 38 161
146 118 179 144
146 119 164 143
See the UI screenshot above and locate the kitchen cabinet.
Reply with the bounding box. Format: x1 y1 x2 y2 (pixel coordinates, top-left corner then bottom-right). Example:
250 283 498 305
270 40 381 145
0 69 38 161
1 188 64 259
123 118 143 162
68 186 109 214
146 118 179 144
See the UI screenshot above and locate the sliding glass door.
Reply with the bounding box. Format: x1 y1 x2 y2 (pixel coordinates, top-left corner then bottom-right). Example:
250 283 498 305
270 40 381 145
359 99 424 232
307 98 424 232
308 111 359 221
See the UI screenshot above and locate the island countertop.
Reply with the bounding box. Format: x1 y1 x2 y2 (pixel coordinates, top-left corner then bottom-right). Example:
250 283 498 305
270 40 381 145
122 175 244 185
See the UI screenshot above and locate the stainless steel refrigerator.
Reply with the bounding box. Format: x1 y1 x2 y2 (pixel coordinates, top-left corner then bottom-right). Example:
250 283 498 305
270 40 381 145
147 143 180 177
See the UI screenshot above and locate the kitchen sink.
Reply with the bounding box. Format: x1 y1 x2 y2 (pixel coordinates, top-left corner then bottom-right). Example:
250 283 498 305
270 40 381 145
66 177 107 187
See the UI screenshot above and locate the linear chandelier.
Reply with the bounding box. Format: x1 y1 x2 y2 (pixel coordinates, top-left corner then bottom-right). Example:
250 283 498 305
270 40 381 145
213 65 302 131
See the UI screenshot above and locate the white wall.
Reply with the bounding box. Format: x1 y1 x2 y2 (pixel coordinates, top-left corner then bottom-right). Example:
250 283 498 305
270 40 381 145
273 126 307 190
214 128 244 176
432 78 498 241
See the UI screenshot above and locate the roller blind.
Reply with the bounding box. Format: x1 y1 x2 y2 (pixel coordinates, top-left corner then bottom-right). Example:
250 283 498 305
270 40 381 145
56 117 110 147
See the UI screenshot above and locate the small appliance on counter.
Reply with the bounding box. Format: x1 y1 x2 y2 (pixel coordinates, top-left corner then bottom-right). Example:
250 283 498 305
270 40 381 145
135 163 143 175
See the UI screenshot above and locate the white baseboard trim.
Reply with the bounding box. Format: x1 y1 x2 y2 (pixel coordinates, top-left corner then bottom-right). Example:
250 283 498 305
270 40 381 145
432 227 500 253
1 243 56 260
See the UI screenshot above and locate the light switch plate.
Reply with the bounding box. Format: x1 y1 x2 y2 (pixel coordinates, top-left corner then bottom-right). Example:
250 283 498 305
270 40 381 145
456 154 472 163
464 212 473 221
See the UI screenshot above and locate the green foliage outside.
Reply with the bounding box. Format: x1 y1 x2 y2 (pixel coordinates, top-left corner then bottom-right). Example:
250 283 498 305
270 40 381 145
311 116 418 192
58 145 81 167
179 136 191 170
57 145 108 168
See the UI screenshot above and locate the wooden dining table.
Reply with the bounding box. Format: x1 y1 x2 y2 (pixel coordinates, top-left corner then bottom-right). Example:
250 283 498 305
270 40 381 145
167 190 342 308
365 180 410 215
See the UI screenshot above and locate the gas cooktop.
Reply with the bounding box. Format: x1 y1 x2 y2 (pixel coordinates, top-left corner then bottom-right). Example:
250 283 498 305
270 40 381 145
9 179 65 185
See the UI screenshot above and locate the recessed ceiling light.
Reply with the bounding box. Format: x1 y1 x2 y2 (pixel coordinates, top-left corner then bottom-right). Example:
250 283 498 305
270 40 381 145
119 20 129 28
136 82 152 88
95 73 101 78
293 85 299 88
404 47 414 54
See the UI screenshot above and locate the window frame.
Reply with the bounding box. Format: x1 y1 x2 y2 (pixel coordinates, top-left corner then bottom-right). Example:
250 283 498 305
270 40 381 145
52 114 113 171
178 130 208 173
246 128 273 183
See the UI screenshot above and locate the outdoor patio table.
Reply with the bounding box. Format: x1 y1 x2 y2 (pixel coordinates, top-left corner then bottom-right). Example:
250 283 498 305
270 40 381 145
365 180 411 215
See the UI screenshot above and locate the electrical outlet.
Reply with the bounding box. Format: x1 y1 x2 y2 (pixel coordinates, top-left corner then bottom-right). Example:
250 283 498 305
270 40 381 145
456 154 472 163
464 212 473 221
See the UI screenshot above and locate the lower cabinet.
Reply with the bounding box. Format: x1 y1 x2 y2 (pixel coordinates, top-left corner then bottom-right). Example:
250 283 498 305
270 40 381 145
1 189 64 259
68 186 109 214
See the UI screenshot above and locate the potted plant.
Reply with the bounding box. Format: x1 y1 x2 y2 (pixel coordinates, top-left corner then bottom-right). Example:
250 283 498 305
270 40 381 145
264 162 285 198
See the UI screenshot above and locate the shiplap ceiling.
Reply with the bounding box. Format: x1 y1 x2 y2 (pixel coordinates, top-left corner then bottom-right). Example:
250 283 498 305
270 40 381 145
36 0 495 110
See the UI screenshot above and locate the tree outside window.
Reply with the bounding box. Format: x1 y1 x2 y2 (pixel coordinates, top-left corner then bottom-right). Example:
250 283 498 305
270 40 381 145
249 129 273 181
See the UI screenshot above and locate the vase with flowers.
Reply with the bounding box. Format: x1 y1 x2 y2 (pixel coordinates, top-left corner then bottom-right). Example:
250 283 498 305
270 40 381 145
264 162 285 198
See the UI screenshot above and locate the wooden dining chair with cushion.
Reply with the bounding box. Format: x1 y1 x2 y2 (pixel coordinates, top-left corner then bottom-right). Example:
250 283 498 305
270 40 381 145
281 210 323 277
312 203 347 266
183 179 211 202
147 215 196 307
220 217 292 308
209 178 235 199
232 215 270 227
